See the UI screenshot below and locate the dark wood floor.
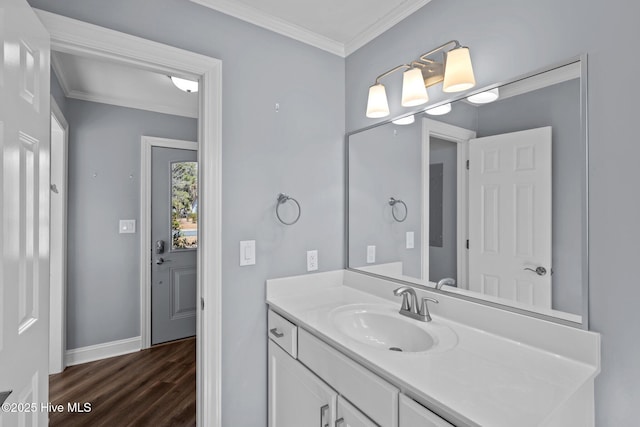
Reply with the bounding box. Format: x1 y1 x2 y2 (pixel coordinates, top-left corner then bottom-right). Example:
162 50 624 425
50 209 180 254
49 338 196 427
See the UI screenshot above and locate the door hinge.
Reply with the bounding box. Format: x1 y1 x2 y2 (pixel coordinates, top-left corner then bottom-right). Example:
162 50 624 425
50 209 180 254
201 298 205 310
466 160 469 170
466 239 469 249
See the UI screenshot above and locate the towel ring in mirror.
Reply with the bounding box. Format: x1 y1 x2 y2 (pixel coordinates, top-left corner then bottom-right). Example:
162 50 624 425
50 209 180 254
388 197 408 222
276 193 301 225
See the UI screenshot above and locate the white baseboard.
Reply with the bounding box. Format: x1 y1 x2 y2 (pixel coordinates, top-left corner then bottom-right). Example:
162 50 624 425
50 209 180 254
65 336 141 366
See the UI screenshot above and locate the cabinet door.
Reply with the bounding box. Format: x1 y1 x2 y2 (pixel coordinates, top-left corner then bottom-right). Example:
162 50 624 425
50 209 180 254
336 396 377 427
269 341 337 427
399 394 453 427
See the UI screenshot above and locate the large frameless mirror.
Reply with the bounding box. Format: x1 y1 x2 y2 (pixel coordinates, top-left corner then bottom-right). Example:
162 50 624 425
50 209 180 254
347 58 588 326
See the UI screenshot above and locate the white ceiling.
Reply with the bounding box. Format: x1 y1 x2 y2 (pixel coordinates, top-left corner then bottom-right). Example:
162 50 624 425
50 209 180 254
190 0 432 56
52 51 199 118
51 1 435 114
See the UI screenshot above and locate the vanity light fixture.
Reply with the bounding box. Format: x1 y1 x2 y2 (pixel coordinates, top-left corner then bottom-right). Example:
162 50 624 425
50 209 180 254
392 115 416 125
466 87 500 104
365 40 476 118
170 76 199 93
425 103 452 116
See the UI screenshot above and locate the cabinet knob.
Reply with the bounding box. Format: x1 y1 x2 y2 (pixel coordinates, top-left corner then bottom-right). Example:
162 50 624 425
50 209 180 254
320 404 330 427
270 328 284 338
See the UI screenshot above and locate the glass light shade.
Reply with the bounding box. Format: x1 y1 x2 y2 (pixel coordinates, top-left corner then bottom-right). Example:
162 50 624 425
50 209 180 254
401 68 429 107
425 103 452 116
466 87 500 104
171 76 199 93
392 115 415 125
366 84 390 118
442 47 476 93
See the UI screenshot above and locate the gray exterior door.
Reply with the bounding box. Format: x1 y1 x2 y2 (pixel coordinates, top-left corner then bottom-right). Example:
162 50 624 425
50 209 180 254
151 147 197 345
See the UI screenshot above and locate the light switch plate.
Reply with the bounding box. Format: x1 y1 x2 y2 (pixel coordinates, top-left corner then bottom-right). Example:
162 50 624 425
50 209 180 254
240 240 256 266
307 250 318 272
119 219 136 234
366 245 376 263
406 231 415 249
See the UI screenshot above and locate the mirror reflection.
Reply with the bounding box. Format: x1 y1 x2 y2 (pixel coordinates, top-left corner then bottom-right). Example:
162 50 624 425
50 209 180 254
348 61 585 323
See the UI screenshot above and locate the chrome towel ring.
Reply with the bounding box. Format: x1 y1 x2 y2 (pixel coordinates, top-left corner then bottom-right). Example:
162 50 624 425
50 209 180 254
388 197 408 222
276 193 301 225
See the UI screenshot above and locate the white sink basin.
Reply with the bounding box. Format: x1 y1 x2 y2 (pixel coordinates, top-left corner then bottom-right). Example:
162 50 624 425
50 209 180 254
330 304 457 354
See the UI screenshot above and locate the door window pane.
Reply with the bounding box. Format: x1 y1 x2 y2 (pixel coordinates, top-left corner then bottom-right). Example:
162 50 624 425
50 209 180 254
171 161 198 250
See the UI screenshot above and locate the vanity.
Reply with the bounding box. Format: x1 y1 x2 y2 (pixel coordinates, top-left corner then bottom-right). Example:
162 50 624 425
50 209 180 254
266 56 598 426
266 270 599 426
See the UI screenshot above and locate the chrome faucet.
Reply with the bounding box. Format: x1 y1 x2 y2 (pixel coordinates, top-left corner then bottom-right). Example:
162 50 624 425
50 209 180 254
393 286 439 322
436 277 456 290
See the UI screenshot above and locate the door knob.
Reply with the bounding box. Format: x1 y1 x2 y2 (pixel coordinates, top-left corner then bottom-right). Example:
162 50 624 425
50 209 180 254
155 257 172 265
524 266 547 276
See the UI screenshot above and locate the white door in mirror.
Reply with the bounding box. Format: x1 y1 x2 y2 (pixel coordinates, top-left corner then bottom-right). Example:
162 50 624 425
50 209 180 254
468 127 552 308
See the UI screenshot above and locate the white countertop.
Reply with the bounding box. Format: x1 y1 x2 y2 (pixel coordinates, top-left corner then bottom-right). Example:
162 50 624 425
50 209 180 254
266 275 599 427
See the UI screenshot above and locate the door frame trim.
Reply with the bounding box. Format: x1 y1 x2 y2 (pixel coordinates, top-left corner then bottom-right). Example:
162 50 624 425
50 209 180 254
422 118 476 288
140 136 198 349
36 9 223 427
49 95 69 375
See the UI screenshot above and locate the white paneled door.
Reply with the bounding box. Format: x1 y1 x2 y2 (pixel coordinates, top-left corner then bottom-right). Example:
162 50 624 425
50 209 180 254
468 127 552 308
0 0 51 425
0 0 51 426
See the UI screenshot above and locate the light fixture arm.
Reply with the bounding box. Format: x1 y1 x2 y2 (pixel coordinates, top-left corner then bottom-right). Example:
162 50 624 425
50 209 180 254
372 40 462 85
418 40 461 63
374 64 411 84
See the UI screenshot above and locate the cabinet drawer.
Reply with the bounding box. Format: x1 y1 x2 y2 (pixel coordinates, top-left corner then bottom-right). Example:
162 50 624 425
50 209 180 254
298 329 399 427
268 310 298 358
399 394 453 427
337 396 377 427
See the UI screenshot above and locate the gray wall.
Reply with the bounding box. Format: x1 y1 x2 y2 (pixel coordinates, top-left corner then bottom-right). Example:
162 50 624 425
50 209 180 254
346 0 640 424
65 98 197 349
349 122 422 278
476 80 582 315
428 137 457 282
50 68 67 116
30 0 345 425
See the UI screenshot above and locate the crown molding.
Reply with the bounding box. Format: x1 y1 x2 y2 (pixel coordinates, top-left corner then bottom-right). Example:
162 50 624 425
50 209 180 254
344 0 432 56
190 0 345 56
65 89 198 118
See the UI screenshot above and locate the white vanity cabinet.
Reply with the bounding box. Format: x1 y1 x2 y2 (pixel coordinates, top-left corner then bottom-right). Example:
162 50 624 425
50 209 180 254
268 341 337 427
337 396 378 427
399 394 454 427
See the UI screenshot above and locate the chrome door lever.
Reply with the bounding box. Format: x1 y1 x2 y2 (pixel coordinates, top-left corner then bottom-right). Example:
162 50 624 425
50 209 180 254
524 266 547 276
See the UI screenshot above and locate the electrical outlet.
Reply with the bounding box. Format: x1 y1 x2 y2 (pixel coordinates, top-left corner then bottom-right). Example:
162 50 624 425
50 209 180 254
406 231 415 249
307 250 318 272
366 245 376 263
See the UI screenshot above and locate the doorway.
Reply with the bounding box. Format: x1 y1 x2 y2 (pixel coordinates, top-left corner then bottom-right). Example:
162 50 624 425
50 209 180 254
39 9 222 425
142 138 199 346
50 97 69 375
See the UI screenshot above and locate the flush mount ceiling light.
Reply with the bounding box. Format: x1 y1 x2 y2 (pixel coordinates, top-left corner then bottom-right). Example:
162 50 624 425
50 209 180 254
170 76 199 93
425 103 452 116
466 87 500 104
392 115 416 125
365 40 476 118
